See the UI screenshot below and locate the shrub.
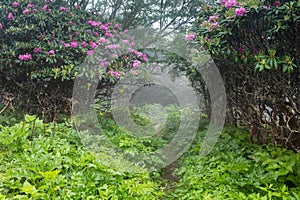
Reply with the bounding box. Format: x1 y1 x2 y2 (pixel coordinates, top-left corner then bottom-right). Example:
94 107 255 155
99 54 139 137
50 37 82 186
0 0 146 120
188 0 300 150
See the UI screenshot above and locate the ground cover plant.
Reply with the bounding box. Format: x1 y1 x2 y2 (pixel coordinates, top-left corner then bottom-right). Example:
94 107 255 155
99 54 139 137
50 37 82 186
165 127 300 199
0 115 164 199
1 109 300 199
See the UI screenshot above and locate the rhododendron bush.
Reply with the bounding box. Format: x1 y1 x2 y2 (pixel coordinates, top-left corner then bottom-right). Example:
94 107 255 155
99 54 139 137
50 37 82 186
0 0 146 119
190 0 300 150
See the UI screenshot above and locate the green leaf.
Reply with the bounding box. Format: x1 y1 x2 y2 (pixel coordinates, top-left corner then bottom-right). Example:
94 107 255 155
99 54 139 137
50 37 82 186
283 65 288 73
274 60 278 70
21 181 37 195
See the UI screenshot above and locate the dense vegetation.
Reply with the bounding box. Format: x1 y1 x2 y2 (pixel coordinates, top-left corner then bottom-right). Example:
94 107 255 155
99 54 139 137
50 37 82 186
1 0 300 199
1 112 300 199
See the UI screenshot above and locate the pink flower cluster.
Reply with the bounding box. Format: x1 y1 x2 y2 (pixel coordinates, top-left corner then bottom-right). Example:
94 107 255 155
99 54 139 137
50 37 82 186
34 47 42 53
221 0 238 9
105 44 120 50
107 70 120 78
60 7 67 11
27 4 35 9
18 53 32 61
87 20 102 27
0 23 2 30
185 33 196 41
99 37 106 43
87 50 94 55
23 9 30 15
234 7 246 16
8 13 14 20
71 41 78 48
208 15 218 22
201 20 219 30
12 1 19 7
133 60 141 68
274 1 280 7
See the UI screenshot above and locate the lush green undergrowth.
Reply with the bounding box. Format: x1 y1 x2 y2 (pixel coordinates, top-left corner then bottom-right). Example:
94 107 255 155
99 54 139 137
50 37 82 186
0 115 163 199
165 127 300 200
1 111 300 199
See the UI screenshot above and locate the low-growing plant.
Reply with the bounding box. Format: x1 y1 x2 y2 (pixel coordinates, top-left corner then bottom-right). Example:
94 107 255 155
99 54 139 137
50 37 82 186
165 127 300 199
0 114 164 199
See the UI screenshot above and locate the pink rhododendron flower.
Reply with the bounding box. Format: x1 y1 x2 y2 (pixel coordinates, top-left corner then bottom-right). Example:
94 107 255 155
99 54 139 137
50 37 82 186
27 4 34 8
185 33 196 41
32 9 37 13
49 50 55 55
8 13 14 21
114 24 120 29
60 7 67 11
99 38 106 43
142 55 147 62
12 2 19 7
105 44 120 50
34 47 42 53
75 5 80 9
107 70 120 78
105 32 113 38
81 41 87 48
64 43 71 48
100 25 108 31
71 41 78 48
234 7 246 16
41 5 48 12
87 50 94 55
225 0 238 9
23 9 30 15
133 60 141 68
0 23 2 30
18 53 32 61
133 51 144 58
87 20 97 26
208 15 218 22
274 1 280 7
74 31 79 36
68 21 73 26
90 42 97 49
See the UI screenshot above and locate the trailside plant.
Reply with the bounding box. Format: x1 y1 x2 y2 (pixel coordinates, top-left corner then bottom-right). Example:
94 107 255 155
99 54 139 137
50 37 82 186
0 0 146 82
0 115 164 199
0 0 147 119
187 0 300 150
165 127 300 199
